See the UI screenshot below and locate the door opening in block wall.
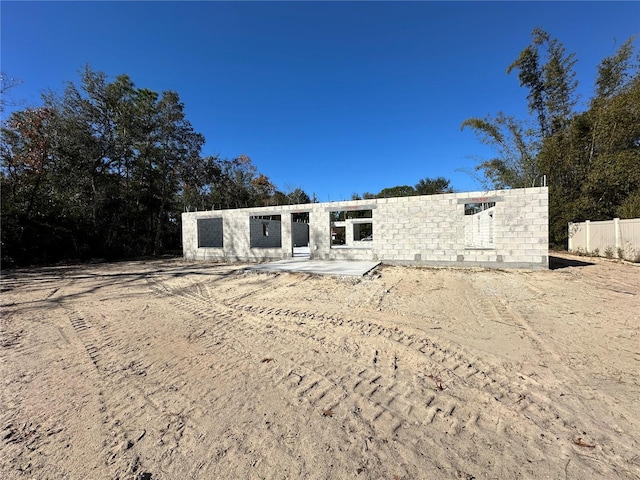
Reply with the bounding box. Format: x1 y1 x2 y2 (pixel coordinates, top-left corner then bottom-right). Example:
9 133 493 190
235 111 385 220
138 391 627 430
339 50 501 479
291 212 310 257
464 202 496 248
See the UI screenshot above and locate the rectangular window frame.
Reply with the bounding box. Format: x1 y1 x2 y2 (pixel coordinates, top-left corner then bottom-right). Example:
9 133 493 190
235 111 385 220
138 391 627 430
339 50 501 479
197 217 224 248
329 209 374 249
250 214 282 248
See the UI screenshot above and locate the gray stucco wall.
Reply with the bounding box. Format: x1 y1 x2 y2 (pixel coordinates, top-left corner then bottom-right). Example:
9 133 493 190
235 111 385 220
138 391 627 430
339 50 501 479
182 187 549 269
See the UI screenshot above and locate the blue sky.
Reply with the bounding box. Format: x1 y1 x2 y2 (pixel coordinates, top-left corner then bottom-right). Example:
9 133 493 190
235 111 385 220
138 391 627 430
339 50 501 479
2 1 639 201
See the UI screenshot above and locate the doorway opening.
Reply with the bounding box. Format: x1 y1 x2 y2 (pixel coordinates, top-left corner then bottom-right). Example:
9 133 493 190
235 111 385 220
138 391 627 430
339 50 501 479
291 212 310 257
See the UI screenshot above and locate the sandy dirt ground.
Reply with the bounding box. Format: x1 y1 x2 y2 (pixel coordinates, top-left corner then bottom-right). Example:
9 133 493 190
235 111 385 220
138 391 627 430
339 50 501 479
1 253 639 480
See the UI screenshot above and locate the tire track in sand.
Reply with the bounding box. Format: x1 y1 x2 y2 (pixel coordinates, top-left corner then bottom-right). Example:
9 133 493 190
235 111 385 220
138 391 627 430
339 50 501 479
148 275 638 479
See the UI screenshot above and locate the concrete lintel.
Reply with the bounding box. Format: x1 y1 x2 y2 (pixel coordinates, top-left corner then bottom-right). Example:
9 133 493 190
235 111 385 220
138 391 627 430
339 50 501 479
456 196 504 204
325 205 378 212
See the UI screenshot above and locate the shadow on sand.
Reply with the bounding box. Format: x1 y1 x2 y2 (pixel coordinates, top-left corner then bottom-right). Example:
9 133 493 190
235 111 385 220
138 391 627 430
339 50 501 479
549 255 595 270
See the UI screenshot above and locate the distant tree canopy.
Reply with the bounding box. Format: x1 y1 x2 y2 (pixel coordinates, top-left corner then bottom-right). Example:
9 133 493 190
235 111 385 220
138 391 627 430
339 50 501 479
354 176 454 200
0 66 307 266
414 177 454 195
378 185 416 198
15 30 633 263
462 29 640 246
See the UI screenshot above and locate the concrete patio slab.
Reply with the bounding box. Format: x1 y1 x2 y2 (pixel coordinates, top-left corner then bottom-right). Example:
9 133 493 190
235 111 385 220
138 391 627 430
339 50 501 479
246 258 381 276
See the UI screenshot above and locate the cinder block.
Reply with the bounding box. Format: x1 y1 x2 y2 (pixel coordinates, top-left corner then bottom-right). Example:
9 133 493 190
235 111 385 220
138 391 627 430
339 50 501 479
183 187 548 269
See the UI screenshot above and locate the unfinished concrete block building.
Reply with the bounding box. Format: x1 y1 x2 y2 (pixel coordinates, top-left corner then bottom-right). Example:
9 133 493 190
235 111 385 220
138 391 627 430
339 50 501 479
182 187 549 269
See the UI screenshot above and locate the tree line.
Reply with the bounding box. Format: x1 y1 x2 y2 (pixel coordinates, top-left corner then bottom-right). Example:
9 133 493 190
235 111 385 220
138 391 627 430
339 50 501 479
462 29 639 246
351 176 453 200
0 67 315 266
0 67 456 266
3 29 637 264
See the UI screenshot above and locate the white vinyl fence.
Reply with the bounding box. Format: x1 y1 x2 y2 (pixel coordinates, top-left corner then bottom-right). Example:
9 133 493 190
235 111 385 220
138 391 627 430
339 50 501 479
568 218 640 261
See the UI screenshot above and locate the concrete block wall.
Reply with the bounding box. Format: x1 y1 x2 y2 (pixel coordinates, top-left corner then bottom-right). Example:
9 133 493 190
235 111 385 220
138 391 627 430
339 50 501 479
182 187 548 269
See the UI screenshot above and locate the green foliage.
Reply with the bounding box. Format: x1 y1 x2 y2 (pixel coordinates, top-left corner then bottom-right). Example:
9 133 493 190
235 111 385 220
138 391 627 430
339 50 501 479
1 66 279 265
351 176 454 201
414 176 454 195
507 27 577 138
617 191 640 218
268 190 290 206
595 37 637 99
286 187 311 205
463 29 640 247
377 185 416 198
461 113 539 188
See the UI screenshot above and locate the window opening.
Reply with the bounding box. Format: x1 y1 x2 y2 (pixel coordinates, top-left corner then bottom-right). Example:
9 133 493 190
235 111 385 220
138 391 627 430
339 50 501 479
330 209 372 221
250 215 282 248
353 222 373 241
464 202 495 215
292 212 310 223
330 209 373 248
331 226 346 246
197 218 223 248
